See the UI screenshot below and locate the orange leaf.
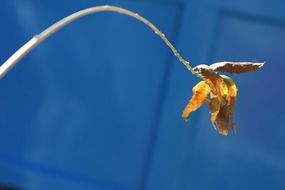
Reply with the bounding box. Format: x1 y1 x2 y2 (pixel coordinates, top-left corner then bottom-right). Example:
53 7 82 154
182 81 210 121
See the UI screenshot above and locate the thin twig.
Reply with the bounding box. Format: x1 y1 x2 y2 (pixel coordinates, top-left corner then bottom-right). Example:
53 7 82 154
0 5 202 79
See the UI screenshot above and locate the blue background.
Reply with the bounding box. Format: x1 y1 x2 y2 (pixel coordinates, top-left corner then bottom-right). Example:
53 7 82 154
0 0 284 190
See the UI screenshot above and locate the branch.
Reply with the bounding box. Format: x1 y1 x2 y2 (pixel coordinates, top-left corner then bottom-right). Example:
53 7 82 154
0 5 201 79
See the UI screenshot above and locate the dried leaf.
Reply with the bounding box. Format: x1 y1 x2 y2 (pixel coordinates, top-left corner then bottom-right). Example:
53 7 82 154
206 77 237 135
194 65 228 105
231 122 236 134
208 93 221 130
215 104 230 136
216 78 229 103
221 75 238 115
194 65 219 82
221 75 238 133
210 61 265 74
187 61 263 136
182 81 210 121
206 95 230 136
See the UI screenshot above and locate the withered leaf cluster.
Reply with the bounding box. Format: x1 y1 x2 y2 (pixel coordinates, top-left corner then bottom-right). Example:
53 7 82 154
182 61 264 136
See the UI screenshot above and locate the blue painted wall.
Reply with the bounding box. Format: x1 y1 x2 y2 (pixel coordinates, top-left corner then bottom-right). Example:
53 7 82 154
0 0 284 190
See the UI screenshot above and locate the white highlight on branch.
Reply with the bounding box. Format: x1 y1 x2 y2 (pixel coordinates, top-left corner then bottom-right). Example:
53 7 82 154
0 5 198 79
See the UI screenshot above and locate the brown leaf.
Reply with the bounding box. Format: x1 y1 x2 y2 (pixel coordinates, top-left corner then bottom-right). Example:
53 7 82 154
208 93 221 130
215 104 230 136
204 76 238 136
194 65 219 82
221 75 238 133
209 61 265 74
182 81 210 121
194 65 228 105
231 122 237 134
222 76 237 115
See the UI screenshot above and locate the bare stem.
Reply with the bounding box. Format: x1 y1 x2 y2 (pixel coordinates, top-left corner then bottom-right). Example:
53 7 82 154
0 5 202 79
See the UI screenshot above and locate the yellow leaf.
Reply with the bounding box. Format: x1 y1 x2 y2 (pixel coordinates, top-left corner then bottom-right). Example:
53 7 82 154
182 81 210 121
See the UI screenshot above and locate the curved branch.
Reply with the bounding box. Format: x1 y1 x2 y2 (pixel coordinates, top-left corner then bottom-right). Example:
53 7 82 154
0 5 201 79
